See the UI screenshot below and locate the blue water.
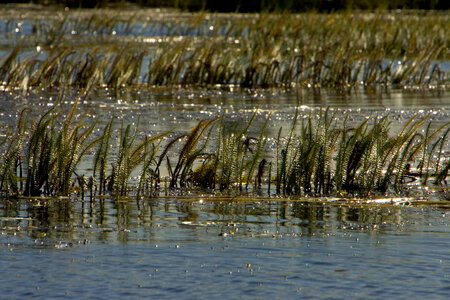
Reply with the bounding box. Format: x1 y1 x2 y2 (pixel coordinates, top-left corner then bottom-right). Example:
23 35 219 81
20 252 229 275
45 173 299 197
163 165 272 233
1 197 449 299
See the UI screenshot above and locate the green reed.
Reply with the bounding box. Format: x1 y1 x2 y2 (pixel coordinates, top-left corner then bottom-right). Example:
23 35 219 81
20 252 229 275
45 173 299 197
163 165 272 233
0 92 448 199
22 92 98 196
154 118 216 190
215 112 268 192
0 9 448 89
93 117 113 195
110 119 169 197
0 109 27 197
160 109 449 197
330 113 449 195
0 90 171 198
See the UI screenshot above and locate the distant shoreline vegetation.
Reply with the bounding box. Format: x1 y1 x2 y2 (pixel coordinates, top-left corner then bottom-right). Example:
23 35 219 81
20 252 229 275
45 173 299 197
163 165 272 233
11 0 450 11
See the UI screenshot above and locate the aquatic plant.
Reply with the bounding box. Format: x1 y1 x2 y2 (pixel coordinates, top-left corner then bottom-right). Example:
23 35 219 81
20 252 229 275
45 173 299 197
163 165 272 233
274 109 450 197
0 9 448 89
215 112 269 191
418 124 450 185
23 105 57 196
23 92 98 196
93 117 114 196
109 119 169 197
0 92 448 199
136 136 161 198
0 109 27 197
153 112 269 192
433 127 450 185
155 118 216 189
276 108 338 196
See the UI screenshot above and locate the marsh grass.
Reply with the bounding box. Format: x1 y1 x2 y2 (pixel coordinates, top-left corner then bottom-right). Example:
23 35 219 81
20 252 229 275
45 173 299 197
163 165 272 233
23 91 99 196
169 118 216 188
159 107 449 198
270 108 450 197
0 90 171 198
0 92 448 199
0 9 448 89
0 109 27 197
215 112 269 192
1 8 448 200
93 117 113 195
109 119 169 197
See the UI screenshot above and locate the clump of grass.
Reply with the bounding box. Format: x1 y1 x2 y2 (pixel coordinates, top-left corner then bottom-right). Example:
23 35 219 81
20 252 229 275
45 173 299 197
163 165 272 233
0 89 171 199
23 91 98 196
22 105 57 197
215 112 269 192
109 119 169 197
274 109 450 197
155 118 217 190
0 109 28 197
275 108 338 196
432 127 450 185
93 117 114 196
190 154 217 189
136 136 162 198
0 96 448 199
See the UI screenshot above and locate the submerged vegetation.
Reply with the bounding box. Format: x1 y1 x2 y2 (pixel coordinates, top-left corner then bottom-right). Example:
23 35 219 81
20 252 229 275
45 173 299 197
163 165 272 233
0 7 449 89
0 91 448 200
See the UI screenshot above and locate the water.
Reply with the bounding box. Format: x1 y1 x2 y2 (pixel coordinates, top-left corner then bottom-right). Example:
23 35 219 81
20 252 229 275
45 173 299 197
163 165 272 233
1 7 450 299
1 197 449 299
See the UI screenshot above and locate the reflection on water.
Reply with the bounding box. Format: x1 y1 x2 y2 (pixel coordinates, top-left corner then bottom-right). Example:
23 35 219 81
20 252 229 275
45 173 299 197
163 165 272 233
1 196 449 299
1 196 448 244
1 87 449 130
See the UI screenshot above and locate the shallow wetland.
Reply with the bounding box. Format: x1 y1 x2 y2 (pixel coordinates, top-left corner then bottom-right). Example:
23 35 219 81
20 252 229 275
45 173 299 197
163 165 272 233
1 5 449 299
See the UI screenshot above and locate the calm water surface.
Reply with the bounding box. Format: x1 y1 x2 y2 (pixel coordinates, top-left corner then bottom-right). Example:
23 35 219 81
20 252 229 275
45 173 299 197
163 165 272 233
1 87 449 299
1 197 449 299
